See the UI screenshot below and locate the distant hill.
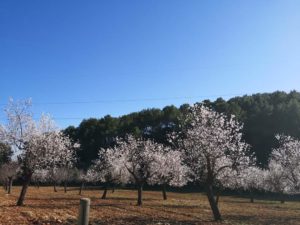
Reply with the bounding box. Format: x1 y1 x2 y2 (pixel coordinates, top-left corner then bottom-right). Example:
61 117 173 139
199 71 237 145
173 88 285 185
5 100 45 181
64 90 300 169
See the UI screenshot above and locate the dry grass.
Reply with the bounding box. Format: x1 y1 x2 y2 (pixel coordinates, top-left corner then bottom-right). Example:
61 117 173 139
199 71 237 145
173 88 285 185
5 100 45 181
0 186 299 225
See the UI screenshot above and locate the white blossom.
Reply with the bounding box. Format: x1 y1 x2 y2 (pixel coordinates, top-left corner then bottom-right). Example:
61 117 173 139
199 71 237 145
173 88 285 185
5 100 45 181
264 159 292 194
171 104 253 220
0 98 78 205
269 134 300 193
150 149 190 187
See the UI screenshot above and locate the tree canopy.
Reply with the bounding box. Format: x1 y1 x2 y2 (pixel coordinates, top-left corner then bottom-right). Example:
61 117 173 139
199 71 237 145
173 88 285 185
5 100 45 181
64 90 300 169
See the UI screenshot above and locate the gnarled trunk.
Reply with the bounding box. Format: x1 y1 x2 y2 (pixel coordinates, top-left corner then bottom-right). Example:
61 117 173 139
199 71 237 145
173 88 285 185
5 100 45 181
206 184 222 221
215 191 220 206
249 188 254 203
64 181 67 193
137 183 143 206
17 172 32 206
7 177 13 194
101 185 108 199
162 183 167 200
250 190 254 203
4 179 8 191
53 183 58 192
280 192 285 204
79 182 84 195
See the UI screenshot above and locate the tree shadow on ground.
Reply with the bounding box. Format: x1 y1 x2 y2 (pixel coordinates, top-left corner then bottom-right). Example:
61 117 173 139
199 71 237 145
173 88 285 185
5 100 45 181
223 199 296 205
25 197 79 201
91 216 217 225
148 204 202 209
225 214 300 225
19 203 78 209
228 193 300 202
92 197 136 201
91 203 209 222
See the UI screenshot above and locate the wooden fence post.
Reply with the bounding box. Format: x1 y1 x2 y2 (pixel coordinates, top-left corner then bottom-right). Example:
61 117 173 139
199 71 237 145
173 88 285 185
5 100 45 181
77 198 90 225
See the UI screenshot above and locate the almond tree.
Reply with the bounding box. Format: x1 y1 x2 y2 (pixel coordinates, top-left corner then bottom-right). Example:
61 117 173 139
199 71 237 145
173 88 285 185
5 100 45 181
270 135 300 193
49 167 62 192
48 166 75 192
150 149 190 200
0 99 78 206
0 161 19 194
0 143 13 191
108 135 166 206
237 166 265 203
55 167 76 193
31 169 49 188
89 148 127 199
74 169 90 195
213 167 240 205
171 104 252 221
264 160 291 203
262 134 300 203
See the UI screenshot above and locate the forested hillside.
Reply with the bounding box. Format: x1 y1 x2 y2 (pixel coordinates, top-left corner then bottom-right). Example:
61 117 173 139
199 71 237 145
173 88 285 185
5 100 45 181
64 90 300 169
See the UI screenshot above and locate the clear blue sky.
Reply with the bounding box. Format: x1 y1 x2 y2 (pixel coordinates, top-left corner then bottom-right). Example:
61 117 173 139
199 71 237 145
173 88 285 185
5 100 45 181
0 0 299 127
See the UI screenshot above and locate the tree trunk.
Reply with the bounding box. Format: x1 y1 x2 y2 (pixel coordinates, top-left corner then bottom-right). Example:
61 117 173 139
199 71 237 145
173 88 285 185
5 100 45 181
4 179 8 191
162 183 167 200
137 184 143 206
206 184 222 221
7 177 13 194
53 183 57 192
215 191 220 206
111 186 115 193
280 193 285 204
250 190 254 203
79 182 84 195
17 172 32 206
64 181 67 193
101 186 108 199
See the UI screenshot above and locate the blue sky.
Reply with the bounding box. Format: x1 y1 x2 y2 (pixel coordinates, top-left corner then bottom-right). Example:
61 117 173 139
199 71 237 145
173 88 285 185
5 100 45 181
0 0 299 127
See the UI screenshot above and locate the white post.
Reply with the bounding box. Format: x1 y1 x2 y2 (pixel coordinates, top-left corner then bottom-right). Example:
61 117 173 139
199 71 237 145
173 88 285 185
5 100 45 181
78 198 90 225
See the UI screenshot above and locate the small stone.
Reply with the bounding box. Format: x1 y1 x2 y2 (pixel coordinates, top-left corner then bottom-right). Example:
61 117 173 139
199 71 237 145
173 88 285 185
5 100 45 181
41 215 49 220
21 211 34 218
49 215 57 221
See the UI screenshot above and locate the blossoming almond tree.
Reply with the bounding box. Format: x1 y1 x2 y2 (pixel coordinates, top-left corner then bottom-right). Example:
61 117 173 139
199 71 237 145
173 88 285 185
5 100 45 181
74 169 90 195
0 161 19 194
49 167 62 192
107 135 168 206
212 167 240 205
237 166 265 203
264 160 291 203
260 135 300 203
88 148 127 199
0 99 78 206
172 104 253 221
31 169 49 188
270 134 300 193
54 167 76 193
149 149 190 200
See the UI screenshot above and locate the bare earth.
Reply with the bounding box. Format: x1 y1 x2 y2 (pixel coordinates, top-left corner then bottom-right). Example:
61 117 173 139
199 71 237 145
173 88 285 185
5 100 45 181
0 187 299 225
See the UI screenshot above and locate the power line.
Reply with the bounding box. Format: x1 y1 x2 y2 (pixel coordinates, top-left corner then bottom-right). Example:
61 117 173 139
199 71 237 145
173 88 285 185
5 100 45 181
0 93 246 121
0 93 244 106
0 117 84 120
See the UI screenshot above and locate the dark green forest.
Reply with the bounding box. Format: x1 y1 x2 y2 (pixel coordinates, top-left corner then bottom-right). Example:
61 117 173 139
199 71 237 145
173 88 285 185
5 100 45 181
64 91 300 169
